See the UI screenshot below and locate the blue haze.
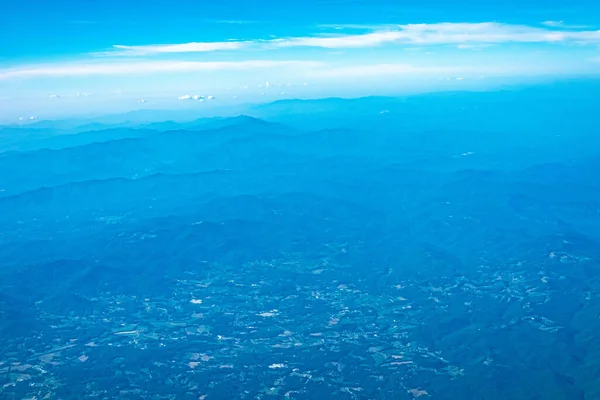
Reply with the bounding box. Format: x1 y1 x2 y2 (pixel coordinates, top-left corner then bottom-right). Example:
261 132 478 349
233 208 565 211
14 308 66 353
0 80 600 398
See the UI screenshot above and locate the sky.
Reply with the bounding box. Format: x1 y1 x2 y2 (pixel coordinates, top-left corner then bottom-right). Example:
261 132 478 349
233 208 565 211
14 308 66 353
1 0 600 120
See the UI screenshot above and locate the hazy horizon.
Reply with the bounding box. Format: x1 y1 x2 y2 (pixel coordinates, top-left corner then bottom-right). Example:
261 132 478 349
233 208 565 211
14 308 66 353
2 0 600 121
4 76 598 124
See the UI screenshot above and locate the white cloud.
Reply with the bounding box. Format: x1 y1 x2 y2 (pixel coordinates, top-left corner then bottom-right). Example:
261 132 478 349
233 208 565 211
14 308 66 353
390 22 600 45
542 21 590 29
95 22 600 57
272 30 404 48
0 60 322 80
542 21 566 28
456 44 493 50
109 41 246 56
317 23 388 31
178 94 192 100
307 62 585 79
307 63 428 78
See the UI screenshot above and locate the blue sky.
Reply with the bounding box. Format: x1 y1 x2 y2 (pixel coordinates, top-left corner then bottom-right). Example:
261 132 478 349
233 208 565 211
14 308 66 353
1 0 600 120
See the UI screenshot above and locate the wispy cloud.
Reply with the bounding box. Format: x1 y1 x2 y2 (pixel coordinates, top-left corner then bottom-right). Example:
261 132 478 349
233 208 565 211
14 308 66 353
308 63 428 78
106 41 248 56
0 60 322 79
98 30 404 56
456 44 494 50
307 62 591 79
272 31 404 48
305 63 508 79
542 20 590 29
383 22 600 45
96 22 600 56
317 23 388 31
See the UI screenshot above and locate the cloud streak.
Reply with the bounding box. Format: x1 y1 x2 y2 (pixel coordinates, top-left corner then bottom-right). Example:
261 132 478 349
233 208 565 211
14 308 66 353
108 41 248 56
272 31 404 48
0 60 322 79
307 62 595 79
99 22 600 56
541 20 591 29
308 63 496 79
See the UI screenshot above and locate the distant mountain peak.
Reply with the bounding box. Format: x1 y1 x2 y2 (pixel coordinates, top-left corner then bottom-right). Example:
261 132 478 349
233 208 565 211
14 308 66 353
223 115 271 128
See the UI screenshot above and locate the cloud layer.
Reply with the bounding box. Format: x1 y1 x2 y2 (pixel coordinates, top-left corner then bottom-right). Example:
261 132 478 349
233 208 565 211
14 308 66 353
0 60 322 79
307 62 589 79
1 21 599 85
